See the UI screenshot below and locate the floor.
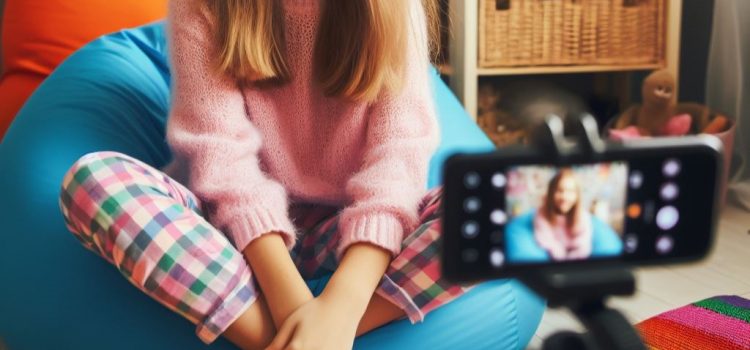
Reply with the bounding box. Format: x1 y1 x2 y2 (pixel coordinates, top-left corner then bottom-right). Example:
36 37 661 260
528 204 750 349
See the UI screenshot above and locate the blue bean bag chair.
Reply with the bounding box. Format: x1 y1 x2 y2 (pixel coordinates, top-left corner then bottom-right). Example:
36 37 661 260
505 210 624 263
0 23 544 349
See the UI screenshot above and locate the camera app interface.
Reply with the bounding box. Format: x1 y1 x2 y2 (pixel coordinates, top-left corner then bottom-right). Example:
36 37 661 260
455 157 691 270
500 163 628 264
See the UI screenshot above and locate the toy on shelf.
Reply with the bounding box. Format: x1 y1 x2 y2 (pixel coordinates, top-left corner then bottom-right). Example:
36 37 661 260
609 69 735 203
477 81 589 147
610 69 732 140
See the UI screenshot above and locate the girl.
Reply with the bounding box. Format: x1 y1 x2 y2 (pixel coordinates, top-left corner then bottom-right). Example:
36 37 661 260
59 0 466 349
533 169 593 261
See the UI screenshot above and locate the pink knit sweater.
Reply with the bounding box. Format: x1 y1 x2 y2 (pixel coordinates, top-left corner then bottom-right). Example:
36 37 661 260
163 0 439 258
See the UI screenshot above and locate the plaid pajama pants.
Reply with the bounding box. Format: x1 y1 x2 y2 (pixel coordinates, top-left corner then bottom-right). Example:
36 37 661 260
59 152 466 344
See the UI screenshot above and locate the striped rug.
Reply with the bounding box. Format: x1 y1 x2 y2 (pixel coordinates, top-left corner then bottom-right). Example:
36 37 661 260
636 295 750 349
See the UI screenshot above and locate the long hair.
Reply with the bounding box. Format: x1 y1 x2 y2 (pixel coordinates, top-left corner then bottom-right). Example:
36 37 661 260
209 0 441 102
541 169 583 232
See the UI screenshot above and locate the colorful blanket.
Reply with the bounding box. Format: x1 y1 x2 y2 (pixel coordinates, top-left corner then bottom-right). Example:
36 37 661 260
637 295 750 349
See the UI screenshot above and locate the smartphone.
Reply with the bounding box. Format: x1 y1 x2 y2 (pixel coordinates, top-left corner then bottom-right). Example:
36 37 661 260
441 135 723 283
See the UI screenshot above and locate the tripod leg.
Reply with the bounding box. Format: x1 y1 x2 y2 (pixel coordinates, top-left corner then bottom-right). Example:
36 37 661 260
575 301 646 350
542 331 596 350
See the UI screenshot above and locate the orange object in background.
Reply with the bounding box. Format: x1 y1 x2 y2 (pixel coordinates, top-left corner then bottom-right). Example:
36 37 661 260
0 0 168 140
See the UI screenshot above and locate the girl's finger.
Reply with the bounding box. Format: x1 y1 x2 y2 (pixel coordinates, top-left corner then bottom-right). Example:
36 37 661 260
265 319 298 350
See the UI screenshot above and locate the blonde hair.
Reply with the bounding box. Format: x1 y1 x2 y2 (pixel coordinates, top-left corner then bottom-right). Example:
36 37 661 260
209 0 440 102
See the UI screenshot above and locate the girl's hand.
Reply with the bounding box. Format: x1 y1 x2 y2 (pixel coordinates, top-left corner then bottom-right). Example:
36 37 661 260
265 292 361 350
265 243 392 349
266 243 392 350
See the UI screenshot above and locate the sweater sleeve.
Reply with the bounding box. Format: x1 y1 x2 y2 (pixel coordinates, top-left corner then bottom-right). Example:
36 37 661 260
336 1 440 258
165 0 296 251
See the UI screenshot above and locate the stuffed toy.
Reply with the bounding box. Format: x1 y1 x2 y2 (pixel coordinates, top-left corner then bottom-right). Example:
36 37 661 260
610 70 731 140
477 81 588 147
614 69 679 136
477 83 527 147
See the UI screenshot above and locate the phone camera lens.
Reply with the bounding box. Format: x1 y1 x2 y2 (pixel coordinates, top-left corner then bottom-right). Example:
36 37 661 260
629 171 644 189
464 197 481 213
624 234 638 254
660 182 679 201
464 172 481 189
462 249 479 263
491 173 507 188
656 206 679 231
462 221 480 239
489 249 505 268
663 159 681 178
656 235 674 255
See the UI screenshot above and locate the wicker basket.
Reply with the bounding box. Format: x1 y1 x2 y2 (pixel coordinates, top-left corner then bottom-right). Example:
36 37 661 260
479 0 667 67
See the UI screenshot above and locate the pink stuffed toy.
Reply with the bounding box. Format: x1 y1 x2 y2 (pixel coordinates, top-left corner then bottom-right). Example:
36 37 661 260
610 114 692 140
661 113 692 135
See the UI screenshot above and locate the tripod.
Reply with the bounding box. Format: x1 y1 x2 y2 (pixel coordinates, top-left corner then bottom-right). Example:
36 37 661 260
521 115 646 350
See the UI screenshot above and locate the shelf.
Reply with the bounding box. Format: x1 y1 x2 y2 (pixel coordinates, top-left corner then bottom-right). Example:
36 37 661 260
447 0 682 120
477 63 665 76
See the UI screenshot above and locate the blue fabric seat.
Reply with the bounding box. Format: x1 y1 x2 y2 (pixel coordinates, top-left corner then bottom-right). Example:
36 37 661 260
0 23 544 349
505 211 624 263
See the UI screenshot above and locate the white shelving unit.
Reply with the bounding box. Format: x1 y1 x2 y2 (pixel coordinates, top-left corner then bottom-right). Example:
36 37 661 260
447 0 683 120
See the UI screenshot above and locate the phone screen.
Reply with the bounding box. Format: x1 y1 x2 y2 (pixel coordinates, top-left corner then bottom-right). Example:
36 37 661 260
497 162 629 264
441 143 721 281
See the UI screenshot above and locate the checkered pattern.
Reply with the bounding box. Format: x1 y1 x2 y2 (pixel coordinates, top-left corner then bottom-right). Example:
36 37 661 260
59 152 257 343
60 151 466 344
290 187 467 323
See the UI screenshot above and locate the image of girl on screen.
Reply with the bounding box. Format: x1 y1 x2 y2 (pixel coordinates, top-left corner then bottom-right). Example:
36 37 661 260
532 168 593 261
504 163 626 264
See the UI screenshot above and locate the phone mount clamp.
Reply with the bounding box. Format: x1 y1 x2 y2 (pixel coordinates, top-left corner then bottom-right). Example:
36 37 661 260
522 114 646 350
